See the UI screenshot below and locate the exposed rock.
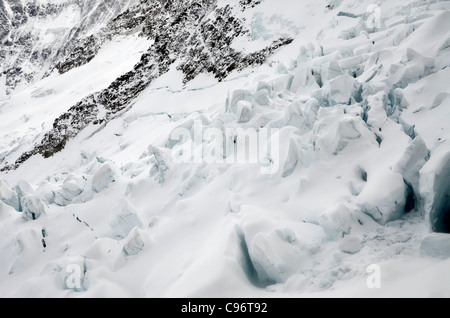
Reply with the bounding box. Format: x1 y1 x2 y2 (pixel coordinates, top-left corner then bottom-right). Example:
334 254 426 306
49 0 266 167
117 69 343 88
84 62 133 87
1 0 292 171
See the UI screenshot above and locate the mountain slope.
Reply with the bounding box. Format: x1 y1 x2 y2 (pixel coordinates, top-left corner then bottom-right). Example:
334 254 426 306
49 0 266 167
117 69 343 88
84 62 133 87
0 0 449 297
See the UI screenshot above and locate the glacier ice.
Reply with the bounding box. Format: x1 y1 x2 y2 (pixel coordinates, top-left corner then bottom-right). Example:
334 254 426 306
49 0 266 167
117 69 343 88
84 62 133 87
324 74 362 106
55 175 85 206
249 230 305 284
110 199 143 239
92 162 119 193
318 203 354 240
10 229 43 274
20 195 45 221
240 206 325 285
256 81 273 96
0 180 20 211
419 140 450 233
339 235 363 254
38 182 56 205
356 171 407 225
253 90 270 106
236 101 253 123
0 0 449 298
270 74 294 93
394 136 429 199
290 67 320 95
147 146 169 185
227 89 252 114
122 228 145 257
314 112 367 155
420 234 450 259
14 180 34 211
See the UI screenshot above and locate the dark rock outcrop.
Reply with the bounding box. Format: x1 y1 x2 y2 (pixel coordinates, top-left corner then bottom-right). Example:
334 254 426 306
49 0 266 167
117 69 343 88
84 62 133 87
1 0 292 171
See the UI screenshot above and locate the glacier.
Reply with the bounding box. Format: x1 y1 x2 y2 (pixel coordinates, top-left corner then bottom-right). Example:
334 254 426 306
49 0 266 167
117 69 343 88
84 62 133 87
0 0 449 297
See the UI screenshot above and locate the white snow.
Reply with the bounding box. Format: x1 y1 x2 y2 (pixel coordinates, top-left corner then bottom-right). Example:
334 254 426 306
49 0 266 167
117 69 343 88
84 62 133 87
421 234 450 260
0 0 449 298
339 235 364 255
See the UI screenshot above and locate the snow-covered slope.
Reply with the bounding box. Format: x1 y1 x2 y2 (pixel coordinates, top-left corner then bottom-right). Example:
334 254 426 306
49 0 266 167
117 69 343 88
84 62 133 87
0 0 449 297
0 0 137 94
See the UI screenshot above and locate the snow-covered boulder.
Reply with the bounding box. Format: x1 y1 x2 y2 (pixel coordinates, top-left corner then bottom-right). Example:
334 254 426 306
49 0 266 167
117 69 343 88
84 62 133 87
0 180 20 211
92 162 119 193
20 195 45 221
110 199 143 239
356 171 407 225
419 140 450 233
420 234 450 259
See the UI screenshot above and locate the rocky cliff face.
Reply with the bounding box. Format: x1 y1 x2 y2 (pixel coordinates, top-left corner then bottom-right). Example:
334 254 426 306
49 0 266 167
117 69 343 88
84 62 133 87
1 0 291 171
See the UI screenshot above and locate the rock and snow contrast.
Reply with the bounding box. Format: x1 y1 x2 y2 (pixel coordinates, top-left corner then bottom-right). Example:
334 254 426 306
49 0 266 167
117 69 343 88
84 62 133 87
0 0 449 297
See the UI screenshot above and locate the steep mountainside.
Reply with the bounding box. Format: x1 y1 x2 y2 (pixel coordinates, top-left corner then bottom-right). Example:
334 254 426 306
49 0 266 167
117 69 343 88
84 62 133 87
0 0 449 298
1 0 292 170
